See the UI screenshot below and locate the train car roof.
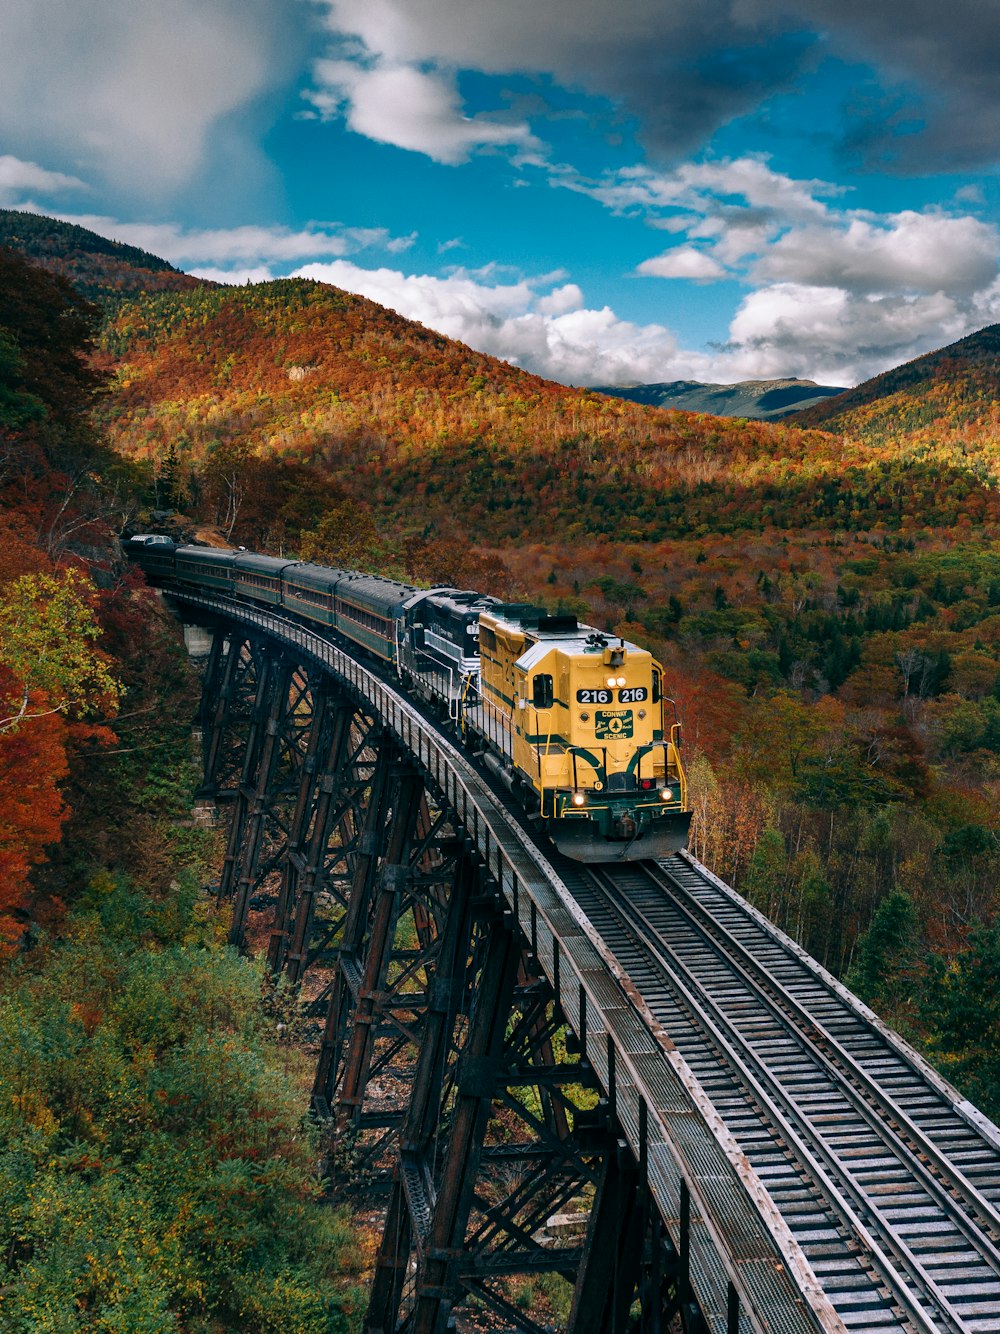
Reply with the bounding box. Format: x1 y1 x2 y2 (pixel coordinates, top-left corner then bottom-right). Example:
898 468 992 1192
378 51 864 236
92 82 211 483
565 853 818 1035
421 588 501 617
175 545 235 565
284 561 352 589
336 572 418 613
233 551 302 576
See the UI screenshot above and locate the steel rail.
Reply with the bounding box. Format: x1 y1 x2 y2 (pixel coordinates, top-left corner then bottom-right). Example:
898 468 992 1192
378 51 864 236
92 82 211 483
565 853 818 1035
677 851 1000 1161
644 858 1000 1251
577 863 984 1334
167 588 844 1334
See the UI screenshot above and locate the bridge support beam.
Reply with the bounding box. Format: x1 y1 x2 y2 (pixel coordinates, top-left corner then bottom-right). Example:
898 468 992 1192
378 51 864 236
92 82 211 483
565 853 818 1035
267 683 355 977
217 652 275 911
199 631 247 797
567 1145 645 1334
228 658 296 947
406 904 523 1334
335 757 425 1127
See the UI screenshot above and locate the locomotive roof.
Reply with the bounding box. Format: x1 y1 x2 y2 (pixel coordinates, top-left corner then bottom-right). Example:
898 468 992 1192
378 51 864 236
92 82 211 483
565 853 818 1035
515 631 647 670
484 604 581 636
420 588 500 616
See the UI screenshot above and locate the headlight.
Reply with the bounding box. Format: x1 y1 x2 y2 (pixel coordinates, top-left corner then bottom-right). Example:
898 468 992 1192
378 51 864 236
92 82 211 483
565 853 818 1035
660 788 673 801
572 791 586 807
616 675 626 686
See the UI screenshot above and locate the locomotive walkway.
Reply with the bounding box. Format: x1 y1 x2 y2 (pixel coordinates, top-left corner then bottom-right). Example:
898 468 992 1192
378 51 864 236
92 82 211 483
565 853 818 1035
167 586 1000 1334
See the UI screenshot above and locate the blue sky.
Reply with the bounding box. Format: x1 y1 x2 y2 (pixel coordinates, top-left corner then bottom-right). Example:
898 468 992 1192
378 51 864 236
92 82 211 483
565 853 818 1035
3 0 1000 387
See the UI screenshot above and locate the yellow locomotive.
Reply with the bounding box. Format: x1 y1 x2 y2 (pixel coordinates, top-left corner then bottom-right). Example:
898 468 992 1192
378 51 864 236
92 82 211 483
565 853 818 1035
127 537 691 863
469 605 690 861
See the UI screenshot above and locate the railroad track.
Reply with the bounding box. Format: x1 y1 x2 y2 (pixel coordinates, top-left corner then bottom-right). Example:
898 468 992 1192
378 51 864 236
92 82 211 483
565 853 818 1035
556 852 1000 1334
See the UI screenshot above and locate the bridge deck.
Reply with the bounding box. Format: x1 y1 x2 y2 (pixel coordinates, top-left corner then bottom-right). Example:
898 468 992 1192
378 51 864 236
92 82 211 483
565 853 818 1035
559 854 1000 1334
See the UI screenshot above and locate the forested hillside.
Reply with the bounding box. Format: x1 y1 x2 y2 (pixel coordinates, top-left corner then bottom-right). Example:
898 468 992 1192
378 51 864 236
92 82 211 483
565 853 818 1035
0 246 364 1328
0 209 204 307
792 324 1000 468
98 279 1000 547
4 212 1000 1128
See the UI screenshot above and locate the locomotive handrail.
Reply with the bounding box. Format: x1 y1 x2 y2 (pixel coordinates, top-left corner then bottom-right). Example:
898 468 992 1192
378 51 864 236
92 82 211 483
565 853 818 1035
168 586 841 1334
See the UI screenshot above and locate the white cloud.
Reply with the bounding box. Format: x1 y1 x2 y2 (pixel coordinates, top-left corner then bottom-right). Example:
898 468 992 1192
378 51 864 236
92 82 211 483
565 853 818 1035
753 211 998 295
725 284 973 383
581 157 839 224
0 156 87 202
38 211 412 270
578 156 1000 382
638 248 726 280
306 55 539 163
536 283 584 315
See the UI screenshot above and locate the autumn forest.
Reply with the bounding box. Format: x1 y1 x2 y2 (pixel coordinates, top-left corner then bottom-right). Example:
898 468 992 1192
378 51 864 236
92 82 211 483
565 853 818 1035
2 211 1000 1328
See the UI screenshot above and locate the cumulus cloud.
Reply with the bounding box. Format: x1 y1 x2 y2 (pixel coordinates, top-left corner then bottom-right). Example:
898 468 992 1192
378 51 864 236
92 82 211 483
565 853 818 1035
569 155 1000 382
726 285 977 383
753 212 999 295
0 0 298 199
42 211 413 271
312 0 1000 170
638 248 726 280
305 57 539 163
0 156 87 203
612 159 1000 304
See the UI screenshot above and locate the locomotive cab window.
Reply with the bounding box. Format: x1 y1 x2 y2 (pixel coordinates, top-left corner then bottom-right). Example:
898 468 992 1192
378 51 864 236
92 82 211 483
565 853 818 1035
652 669 661 704
532 674 554 709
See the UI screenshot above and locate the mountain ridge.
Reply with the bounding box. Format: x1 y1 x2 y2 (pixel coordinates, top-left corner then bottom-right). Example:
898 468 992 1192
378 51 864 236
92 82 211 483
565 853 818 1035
0 208 206 307
593 376 847 420
790 324 1000 434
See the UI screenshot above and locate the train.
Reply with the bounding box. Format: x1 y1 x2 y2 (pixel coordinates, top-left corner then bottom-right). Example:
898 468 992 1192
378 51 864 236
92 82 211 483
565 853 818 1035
126 536 691 862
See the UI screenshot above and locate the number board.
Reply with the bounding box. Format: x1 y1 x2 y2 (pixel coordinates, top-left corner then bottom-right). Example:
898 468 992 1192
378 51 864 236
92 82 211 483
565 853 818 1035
577 688 613 704
595 709 634 739
578 687 648 704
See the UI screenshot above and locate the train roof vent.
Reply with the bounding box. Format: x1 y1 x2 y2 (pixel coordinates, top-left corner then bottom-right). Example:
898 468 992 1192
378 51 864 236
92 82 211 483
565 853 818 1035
536 614 579 633
494 604 578 633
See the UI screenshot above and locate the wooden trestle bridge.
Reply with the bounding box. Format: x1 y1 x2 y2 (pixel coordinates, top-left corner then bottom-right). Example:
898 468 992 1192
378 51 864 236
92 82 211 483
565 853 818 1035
169 588 1000 1334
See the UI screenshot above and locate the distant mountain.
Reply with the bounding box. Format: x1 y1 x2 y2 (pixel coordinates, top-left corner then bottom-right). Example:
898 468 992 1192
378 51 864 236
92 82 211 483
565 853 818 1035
593 378 847 420
790 325 1000 446
0 208 204 308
